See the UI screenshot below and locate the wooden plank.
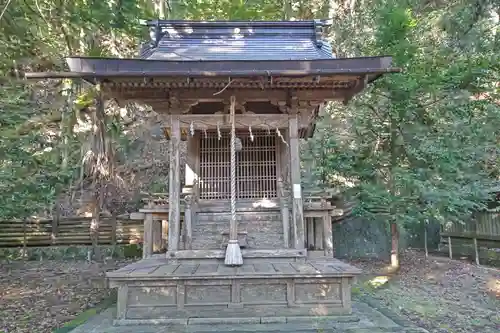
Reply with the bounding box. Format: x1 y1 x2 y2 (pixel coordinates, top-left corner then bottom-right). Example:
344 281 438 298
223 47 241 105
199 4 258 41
236 264 256 275
252 263 277 274
290 263 319 274
289 115 305 250
150 263 181 276
272 263 299 275
173 264 199 276
129 212 145 220
127 264 161 276
308 261 341 274
194 263 219 275
216 265 238 276
168 115 181 252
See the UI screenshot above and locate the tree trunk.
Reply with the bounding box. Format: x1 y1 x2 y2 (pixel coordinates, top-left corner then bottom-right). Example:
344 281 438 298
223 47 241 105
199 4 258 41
87 87 109 261
390 222 399 268
424 221 428 258
389 107 400 269
90 189 102 261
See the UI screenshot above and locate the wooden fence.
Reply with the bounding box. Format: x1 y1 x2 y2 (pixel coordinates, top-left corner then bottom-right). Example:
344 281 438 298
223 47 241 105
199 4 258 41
0 216 143 247
440 211 500 264
440 211 500 242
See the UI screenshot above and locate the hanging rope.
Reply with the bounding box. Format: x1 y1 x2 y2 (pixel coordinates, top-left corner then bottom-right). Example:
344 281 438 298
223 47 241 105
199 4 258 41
230 95 237 238
225 95 243 266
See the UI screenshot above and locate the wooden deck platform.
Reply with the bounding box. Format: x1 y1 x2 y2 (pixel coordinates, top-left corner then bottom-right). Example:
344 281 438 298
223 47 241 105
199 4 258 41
107 258 362 325
108 258 360 280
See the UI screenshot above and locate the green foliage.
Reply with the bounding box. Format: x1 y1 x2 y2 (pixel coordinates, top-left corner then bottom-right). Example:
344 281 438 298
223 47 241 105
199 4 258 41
304 0 500 235
1 0 499 250
0 83 75 219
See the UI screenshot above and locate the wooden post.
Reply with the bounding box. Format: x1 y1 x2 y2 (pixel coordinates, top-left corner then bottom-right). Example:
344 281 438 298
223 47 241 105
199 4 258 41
289 115 305 250
278 180 290 248
323 212 333 257
184 194 193 250
315 218 324 250
448 236 452 259
168 116 181 252
307 218 315 249
52 200 60 245
153 219 162 253
22 218 27 260
472 219 480 265
473 237 480 265
143 213 153 258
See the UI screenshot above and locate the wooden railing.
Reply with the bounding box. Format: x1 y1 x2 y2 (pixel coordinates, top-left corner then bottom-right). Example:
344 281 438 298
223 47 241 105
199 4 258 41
0 216 143 248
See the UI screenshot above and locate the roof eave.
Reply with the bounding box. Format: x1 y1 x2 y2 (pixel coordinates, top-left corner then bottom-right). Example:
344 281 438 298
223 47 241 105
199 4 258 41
24 56 401 80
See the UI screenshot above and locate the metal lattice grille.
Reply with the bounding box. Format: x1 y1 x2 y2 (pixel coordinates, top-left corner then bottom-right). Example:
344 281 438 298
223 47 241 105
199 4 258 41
199 130 278 200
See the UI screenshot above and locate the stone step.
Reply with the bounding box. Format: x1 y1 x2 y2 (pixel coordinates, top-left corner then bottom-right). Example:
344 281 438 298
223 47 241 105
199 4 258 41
69 301 429 333
196 212 282 222
190 212 283 249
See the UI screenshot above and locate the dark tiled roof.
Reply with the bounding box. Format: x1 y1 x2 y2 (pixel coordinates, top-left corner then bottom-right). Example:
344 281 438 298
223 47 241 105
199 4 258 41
140 20 334 61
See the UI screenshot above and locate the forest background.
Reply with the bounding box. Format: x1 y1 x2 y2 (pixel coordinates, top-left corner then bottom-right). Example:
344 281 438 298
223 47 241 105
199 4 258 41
0 0 498 259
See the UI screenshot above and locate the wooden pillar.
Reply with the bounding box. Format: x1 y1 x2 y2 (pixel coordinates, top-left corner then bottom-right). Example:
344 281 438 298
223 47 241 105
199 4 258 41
323 212 333 257
185 134 196 187
168 116 181 252
152 219 163 252
315 218 324 250
184 195 193 250
289 115 305 250
307 218 315 249
278 180 290 248
143 213 153 258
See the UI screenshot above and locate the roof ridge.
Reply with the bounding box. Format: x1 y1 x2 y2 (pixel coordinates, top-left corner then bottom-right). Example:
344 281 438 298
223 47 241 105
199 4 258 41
141 19 331 28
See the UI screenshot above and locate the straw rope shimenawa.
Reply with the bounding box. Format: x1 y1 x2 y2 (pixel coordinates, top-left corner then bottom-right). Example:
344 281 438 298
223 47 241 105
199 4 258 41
224 95 243 266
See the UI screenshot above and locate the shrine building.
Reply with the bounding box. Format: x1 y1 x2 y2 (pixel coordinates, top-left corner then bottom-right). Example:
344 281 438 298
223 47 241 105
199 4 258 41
26 19 400 325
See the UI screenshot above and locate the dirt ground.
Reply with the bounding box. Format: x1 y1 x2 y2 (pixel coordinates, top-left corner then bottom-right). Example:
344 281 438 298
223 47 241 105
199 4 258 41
350 250 500 333
0 259 132 333
0 252 498 333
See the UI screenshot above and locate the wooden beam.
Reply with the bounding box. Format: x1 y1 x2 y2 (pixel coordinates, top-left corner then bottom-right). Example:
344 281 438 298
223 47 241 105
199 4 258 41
289 115 305 250
167 116 181 253
343 76 368 105
115 88 345 105
162 114 290 129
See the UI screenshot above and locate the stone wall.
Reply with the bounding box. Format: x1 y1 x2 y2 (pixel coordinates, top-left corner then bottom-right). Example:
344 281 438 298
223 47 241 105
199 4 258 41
189 210 283 250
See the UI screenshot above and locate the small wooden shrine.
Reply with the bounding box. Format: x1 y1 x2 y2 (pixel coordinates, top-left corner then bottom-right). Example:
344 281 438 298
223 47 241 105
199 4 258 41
27 20 399 325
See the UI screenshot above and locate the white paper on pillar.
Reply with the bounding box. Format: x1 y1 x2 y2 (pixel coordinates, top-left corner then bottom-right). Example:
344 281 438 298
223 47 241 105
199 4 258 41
293 184 301 199
185 164 195 186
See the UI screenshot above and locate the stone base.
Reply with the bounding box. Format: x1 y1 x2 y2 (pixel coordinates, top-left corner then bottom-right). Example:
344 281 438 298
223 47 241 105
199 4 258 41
69 302 430 333
107 257 361 325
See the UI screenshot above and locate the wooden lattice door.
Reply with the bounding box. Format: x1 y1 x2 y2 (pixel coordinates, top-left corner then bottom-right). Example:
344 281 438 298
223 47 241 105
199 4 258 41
199 130 278 200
